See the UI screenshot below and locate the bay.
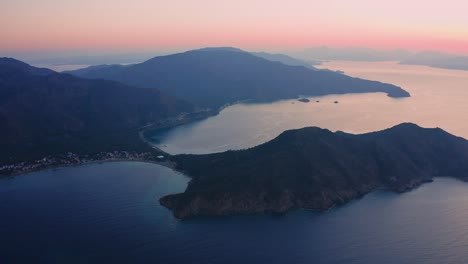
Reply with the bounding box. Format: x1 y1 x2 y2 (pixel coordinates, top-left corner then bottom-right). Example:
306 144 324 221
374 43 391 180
152 61 468 154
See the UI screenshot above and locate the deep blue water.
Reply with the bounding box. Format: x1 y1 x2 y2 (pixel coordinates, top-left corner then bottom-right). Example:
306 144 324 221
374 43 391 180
2 162 468 264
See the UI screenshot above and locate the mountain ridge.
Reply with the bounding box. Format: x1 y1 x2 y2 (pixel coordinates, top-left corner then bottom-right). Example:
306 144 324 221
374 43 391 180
67 48 410 109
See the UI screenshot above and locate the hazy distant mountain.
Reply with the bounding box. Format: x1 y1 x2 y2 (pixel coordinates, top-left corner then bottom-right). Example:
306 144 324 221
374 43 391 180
291 47 412 61
291 47 468 71
400 51 468 71
161 123 468 219
67 48 409 109
0 58 193 164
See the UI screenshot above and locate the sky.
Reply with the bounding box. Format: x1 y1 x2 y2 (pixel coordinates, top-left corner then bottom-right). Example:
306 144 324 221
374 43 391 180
2 0 468 55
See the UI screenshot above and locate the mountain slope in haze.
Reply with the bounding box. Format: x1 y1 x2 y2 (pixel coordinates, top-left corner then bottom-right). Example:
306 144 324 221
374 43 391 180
65 63 130 76
252 52 320 69
0 58 193 164
160 123 468 219
291 46 412 61
67 48 410 109
400 51 468 71
290 47 468 71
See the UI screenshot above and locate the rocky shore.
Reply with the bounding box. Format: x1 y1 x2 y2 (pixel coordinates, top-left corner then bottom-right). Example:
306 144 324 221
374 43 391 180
160 184 378 219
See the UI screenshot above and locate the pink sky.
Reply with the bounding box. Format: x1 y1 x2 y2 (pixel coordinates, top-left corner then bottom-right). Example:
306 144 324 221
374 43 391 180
2 0 468 54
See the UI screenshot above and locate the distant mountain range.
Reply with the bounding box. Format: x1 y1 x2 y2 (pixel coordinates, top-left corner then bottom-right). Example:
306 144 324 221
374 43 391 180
0 58 193 164
291 46 412 61
399 51 468 71
291 47 468 71
161 123 468 219
67 47 410 109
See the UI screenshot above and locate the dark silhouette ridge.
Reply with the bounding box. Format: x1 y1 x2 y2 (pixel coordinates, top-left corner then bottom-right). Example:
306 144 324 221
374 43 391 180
0 58 193 164
0 57 55 75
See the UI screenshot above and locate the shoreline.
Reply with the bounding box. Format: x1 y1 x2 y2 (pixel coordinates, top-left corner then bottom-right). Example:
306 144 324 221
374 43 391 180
1 109 219 178
1 158 177 179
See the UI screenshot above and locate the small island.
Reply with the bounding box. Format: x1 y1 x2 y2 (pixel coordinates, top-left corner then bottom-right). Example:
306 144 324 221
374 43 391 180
161 123 468 219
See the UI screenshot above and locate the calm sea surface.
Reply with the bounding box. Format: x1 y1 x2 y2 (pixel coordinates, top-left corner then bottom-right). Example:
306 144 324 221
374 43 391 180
3 61 468 263
1 163 468 264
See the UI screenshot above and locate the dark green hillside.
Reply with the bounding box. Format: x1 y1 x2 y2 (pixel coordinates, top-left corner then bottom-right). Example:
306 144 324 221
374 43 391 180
0 58 193 164
161 123 468 219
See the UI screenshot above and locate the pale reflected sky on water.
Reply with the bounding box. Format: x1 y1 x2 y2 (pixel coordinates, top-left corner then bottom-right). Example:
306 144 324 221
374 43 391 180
154 61 468 154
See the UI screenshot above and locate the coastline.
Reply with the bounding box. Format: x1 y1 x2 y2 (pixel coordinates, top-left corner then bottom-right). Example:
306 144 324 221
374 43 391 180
139 108 219 140
1 157 177 179
1 108 218 178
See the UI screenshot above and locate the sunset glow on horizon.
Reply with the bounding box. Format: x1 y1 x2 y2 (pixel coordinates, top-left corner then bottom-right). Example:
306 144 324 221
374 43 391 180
2 0 468 55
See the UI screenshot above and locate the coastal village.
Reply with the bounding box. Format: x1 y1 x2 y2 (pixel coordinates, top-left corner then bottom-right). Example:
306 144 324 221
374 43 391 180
0 110 218 177
0 151 167 176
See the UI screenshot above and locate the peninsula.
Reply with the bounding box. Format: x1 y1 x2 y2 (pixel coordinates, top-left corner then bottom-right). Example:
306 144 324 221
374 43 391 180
67 47 410 109
160 123 468 219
